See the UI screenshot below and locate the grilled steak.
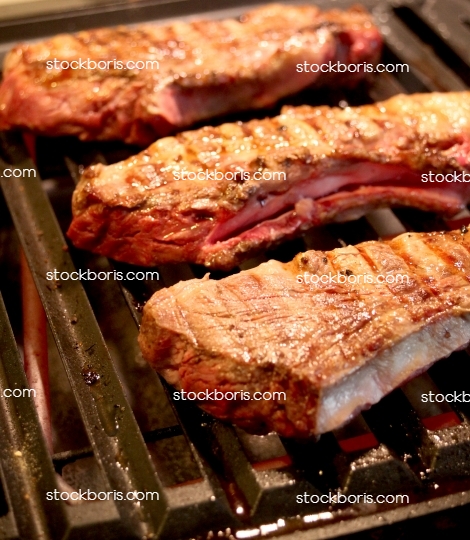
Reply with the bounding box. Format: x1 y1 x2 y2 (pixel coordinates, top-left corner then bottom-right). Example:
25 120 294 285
0 4 381 145
139 229 470 438
68 92 470 269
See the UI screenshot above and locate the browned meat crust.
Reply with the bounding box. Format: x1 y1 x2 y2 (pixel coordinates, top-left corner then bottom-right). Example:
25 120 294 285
0 4 381 145
139 229 470 437
68 92 470 269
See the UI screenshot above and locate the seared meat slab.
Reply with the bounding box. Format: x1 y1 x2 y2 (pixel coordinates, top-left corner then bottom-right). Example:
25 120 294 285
68 92 470 269
139 229 470 437
0 4 381 145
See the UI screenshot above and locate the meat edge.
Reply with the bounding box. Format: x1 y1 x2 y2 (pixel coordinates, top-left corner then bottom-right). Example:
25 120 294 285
67 184 465 270
318 313 470 433
139 291 470 437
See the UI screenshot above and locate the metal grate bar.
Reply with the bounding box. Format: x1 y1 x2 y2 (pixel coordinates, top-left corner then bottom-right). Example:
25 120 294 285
374 7 467 92
0 132 168 538
420 0 470 67
0 294 69 539
64 150 241 537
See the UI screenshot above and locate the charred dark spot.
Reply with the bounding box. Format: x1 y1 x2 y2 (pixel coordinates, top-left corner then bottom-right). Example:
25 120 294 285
192 210 214 221
261 363 275 373
300 256 309 265
366 336 384 352
254 156 266 169
322 257 328 264
282 157 293 168
233 171 247 183
345 269 353 276
82 368 100 386
444 330 451 338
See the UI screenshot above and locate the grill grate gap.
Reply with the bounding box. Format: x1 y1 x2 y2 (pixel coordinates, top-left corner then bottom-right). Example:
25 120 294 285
393 6 470 86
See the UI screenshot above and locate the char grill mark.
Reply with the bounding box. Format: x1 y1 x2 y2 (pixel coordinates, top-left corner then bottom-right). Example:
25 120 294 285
0 4 381 145
138 230 470 438
68 92 470 269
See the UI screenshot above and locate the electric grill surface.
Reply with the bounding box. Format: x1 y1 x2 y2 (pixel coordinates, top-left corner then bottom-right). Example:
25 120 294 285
1 0 470 538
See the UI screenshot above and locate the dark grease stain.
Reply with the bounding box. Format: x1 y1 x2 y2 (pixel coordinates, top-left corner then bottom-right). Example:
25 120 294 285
82 368 101 386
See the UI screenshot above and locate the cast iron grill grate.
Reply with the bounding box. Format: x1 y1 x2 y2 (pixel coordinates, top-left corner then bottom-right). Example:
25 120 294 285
1 0 470 538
